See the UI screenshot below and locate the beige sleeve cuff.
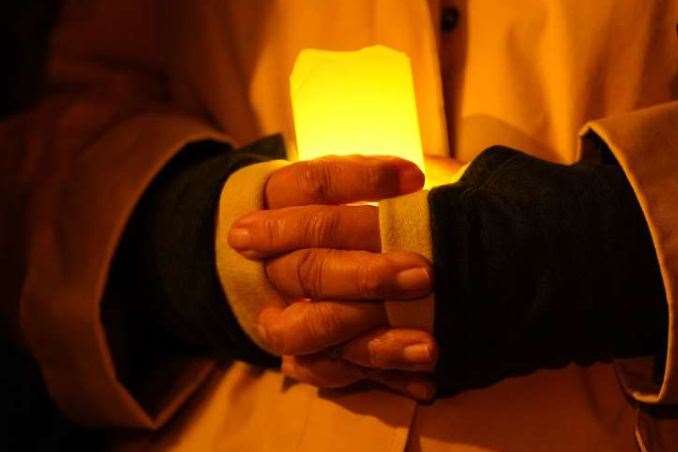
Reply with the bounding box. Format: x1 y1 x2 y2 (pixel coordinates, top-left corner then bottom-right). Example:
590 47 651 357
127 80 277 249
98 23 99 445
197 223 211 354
379 190 435 331
215 160 290 354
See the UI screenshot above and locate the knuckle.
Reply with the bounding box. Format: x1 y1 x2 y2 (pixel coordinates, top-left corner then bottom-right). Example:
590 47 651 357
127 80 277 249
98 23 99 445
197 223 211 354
304 209 340 245
367 341 386 368
259 217 280 249
296 250 326 298
305 303 342 345
362 164 392 193
366 333 395 368
357 260 389 298
296 161 334 202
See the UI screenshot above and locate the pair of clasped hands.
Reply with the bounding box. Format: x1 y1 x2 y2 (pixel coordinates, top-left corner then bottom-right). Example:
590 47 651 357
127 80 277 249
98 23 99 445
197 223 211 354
228 155 457 400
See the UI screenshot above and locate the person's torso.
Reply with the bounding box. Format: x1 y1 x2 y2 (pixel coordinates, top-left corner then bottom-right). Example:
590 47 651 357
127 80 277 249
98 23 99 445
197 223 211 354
118 1 678 450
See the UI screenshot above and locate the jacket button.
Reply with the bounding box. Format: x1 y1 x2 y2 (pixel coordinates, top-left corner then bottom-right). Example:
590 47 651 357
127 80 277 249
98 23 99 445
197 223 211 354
441 7 459 33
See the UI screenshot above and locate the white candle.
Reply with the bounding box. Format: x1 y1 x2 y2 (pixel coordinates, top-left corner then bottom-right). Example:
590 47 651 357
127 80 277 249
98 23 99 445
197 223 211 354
290 46 425 172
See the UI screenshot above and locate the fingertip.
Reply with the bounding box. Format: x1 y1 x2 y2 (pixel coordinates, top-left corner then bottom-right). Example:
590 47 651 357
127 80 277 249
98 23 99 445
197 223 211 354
402 343 435 365
384 252 434 300
228 212 259 254
397 164 426 194
393 267 432 298
228 227 251 250
405 381 435 401
376 374 436 402
228 212 272 259
257 307 285 354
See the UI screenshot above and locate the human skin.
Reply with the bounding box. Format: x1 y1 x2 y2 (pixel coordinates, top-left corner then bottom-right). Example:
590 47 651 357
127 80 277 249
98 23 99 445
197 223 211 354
228 155 459 399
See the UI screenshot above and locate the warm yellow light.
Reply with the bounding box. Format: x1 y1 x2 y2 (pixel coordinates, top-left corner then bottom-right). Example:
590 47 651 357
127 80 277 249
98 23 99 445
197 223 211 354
290 46 425 172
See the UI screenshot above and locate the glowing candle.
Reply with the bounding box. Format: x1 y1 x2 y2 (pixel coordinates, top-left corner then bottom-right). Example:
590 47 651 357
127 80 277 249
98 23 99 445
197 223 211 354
290 46 425 172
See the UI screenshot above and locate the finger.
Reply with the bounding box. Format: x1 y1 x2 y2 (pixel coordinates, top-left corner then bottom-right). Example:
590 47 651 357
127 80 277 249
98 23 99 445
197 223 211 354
282 355 435 401
340 328 438 371
367 370 436 401
265 155 425 208
257 300 387 355
281 355 365 388
228 205 379 259
265 249 432 300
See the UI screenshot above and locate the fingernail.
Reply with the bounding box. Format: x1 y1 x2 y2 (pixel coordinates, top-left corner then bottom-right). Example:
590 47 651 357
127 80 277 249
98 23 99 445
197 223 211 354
395 268 431 295
403 344 433 364
398 165 425 193
228 227 251 249
406 382 433 400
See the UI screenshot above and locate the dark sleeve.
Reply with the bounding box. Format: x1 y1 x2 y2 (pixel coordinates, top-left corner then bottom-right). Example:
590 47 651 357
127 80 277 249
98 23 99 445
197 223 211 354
101 135 286 390
430 145 667 395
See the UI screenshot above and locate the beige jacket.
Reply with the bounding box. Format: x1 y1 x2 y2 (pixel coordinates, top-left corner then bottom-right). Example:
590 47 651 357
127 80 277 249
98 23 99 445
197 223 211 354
2 1 677 450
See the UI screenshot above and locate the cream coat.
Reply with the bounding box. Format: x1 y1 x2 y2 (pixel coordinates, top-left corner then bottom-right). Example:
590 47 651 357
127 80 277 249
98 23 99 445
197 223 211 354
2 1 677 450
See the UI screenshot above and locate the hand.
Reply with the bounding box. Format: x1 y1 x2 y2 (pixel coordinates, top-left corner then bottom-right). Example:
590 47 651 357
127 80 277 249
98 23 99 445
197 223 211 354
281 330 435 401
228 156 437 399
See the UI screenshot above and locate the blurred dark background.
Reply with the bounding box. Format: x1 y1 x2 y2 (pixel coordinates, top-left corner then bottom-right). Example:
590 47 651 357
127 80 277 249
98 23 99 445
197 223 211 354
0 0 60 116
1 1 105 450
